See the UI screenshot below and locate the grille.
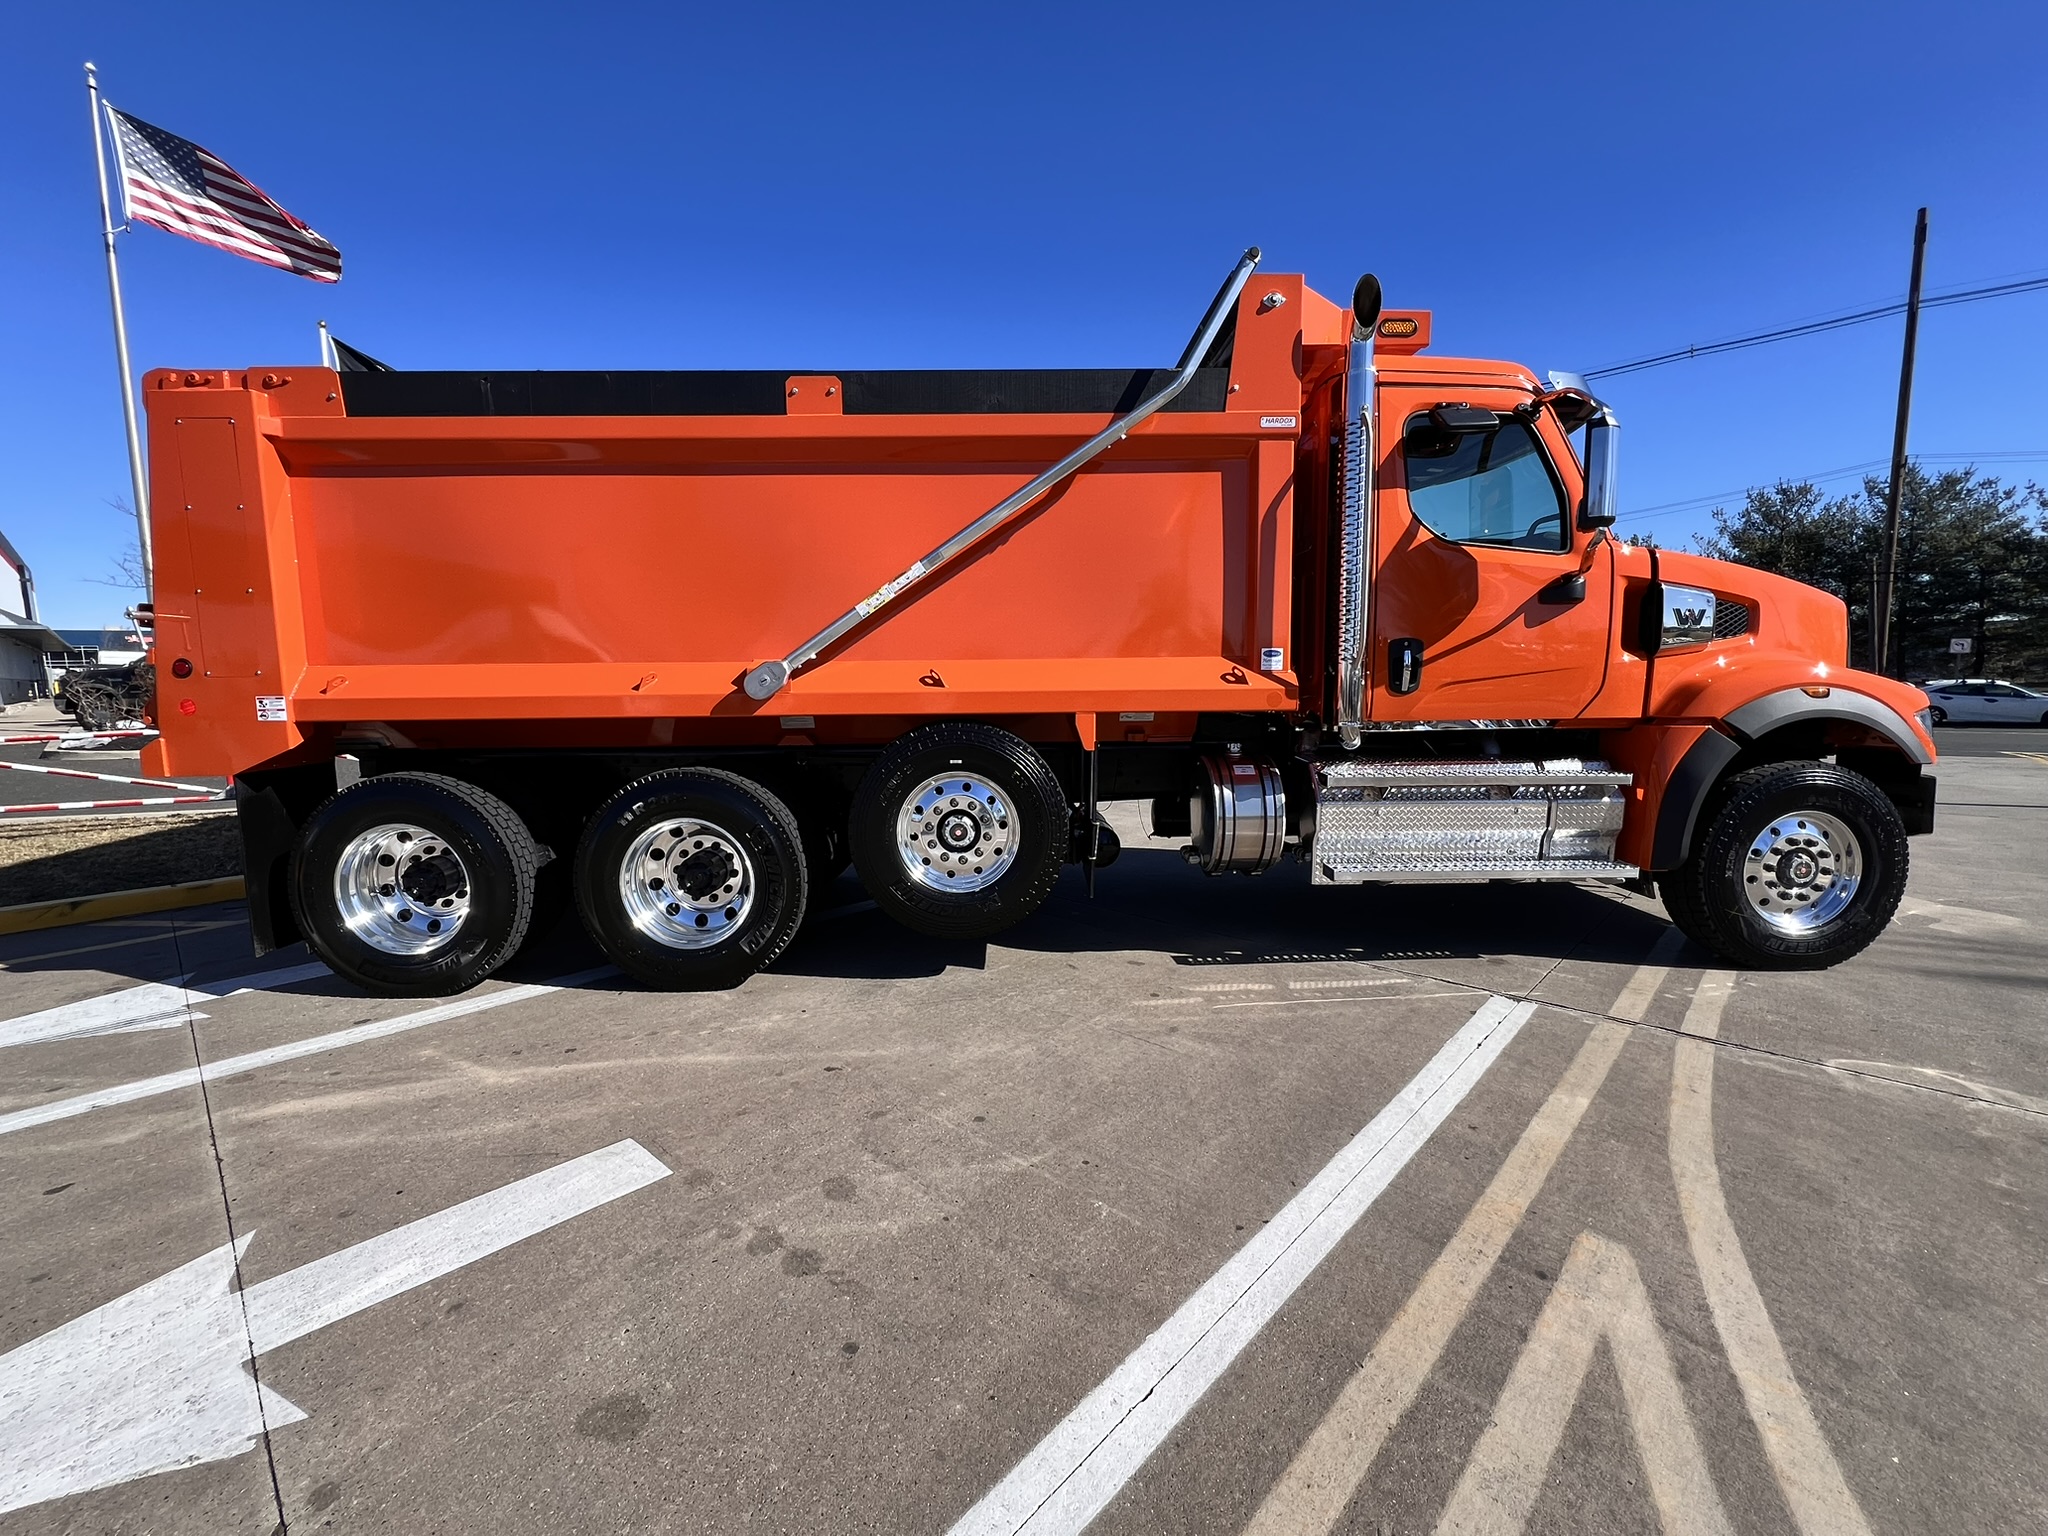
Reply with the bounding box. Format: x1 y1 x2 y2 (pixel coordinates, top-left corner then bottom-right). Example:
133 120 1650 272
1713 599 1753 640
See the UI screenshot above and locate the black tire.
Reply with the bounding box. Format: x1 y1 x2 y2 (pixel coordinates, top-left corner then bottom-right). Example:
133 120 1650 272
801 820 853 920
291 772 538 996
850 722 1067 941
777 783 853 921
573 768 806 989
1929 705 1947 725
519 851 574 952
1658 761 1909 969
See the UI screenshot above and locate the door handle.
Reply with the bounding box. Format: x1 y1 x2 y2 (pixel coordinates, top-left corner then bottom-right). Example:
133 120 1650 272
1387 637 1424 695
1538 572 1587 604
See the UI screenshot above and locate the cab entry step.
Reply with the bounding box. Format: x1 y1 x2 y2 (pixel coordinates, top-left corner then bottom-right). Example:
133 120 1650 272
1311 759 1638 885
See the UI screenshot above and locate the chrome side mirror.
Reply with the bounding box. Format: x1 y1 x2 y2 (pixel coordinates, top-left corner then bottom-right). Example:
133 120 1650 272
1580 408 1619 530
1544 373 1619 531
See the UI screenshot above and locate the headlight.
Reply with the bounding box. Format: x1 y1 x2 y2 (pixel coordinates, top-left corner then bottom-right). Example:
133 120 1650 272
1914 708 1934 733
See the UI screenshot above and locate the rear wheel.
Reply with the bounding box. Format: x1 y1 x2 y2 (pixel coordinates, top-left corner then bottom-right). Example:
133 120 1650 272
850 723 1067 941
291 772 537 996
574 768 806 989
1659 761 1908 969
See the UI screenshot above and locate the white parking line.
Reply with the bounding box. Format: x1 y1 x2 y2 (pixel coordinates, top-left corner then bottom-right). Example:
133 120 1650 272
0 961 333 1050
0 919 243 968
947 993 1537 1536
1240 929 1685 1536
0 966 616 1139
1671 975 1873 1536
1435 1232 1733 1536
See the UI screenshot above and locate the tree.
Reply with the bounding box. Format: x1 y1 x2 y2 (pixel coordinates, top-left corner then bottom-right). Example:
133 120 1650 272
1696 465 2048 680
85 497 147 597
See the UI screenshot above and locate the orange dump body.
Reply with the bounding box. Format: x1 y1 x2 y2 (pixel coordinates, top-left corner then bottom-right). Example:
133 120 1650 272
143 276 1353 780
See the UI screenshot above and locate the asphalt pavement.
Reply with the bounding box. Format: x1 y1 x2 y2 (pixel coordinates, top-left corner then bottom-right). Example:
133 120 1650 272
0 749 2042 1534
1931 723 2048 758
0 711 229 819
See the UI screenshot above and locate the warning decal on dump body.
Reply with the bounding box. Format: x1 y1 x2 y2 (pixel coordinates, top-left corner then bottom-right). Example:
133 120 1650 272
857 561 927 618
255 696 288 722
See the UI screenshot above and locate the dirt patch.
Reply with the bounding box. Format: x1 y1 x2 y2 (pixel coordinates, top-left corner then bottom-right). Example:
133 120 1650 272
0 814 242 906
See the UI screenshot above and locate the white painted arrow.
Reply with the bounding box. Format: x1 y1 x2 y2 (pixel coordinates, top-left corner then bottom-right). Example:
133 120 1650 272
0 1139 669 1513
0 960 332 1050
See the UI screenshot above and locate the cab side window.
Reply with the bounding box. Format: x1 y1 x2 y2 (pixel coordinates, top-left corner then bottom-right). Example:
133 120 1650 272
1402 412 1569 552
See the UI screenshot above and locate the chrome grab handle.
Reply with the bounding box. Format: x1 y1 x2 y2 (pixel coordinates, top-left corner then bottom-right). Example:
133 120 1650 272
742 248 1264 701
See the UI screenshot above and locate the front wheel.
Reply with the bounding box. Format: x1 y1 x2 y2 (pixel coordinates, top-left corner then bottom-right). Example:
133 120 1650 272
574 768 807 990
850 723 1068 941
1928 705 1947 725
1659 761 1909 969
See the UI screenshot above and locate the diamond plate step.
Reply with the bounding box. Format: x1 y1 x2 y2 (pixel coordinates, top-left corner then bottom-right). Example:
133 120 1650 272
1313 856 1641 885
1310 758 1638 885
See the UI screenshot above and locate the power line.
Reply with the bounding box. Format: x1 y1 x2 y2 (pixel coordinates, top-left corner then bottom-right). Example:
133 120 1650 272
1616 450 2048 524
1584 273 2048 381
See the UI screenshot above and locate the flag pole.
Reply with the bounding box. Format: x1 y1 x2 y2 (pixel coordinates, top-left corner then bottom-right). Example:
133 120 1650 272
318 318 335 369
85 62 153 599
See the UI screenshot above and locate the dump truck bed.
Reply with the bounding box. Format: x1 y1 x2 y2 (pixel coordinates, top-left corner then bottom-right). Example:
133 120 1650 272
143 274 1347 778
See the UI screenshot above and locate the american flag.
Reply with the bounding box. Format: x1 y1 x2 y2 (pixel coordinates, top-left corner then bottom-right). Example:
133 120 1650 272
105 106 341 283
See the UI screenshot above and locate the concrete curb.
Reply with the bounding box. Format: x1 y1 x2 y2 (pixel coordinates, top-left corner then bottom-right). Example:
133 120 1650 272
0 878 245 935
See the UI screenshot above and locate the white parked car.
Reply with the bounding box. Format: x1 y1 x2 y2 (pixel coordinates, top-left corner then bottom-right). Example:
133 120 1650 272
1919 678 2048 726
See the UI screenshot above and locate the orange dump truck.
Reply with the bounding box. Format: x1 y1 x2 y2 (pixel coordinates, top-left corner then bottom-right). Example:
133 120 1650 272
139 250 1935 994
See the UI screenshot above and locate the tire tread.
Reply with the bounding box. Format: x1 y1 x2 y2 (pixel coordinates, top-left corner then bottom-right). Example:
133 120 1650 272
291 771 537 996
1659 760 1908 969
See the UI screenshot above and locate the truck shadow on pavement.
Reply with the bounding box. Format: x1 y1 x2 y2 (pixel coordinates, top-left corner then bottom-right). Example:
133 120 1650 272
0 848 1679 997
770 845 1678 981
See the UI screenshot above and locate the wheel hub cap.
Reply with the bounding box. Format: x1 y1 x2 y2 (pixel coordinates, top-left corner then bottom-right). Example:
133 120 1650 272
334 823 471 956
622 819 755 949
1741 810 1862 932
896 777 1015 892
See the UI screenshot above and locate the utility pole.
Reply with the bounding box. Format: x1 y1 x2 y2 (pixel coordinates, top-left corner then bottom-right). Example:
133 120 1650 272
1875 207 1928 677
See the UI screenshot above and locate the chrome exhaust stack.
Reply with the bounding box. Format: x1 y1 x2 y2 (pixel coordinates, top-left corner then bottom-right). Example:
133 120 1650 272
1335 274 1383 750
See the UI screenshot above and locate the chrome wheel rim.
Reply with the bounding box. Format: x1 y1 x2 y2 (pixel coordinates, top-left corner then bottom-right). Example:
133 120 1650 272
334 823 471 955
621 818 754 949
1741 809 1861 931
895 774 1016 892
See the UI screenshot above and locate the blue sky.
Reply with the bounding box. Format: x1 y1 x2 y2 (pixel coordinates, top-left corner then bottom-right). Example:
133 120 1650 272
4 1 2045 627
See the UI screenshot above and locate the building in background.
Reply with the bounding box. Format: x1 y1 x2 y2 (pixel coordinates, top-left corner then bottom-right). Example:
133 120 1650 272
0 526 66 706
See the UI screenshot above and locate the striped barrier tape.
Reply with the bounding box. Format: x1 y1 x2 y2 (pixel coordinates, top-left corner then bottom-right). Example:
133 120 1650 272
2 795 225 815
0 759 220 795
0 728 159 746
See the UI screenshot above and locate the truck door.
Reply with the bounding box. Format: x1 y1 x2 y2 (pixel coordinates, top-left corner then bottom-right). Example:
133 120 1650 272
1367 388 1613 723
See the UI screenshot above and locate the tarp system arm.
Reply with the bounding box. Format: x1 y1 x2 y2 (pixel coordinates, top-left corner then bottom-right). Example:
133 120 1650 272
741 248 1264 701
